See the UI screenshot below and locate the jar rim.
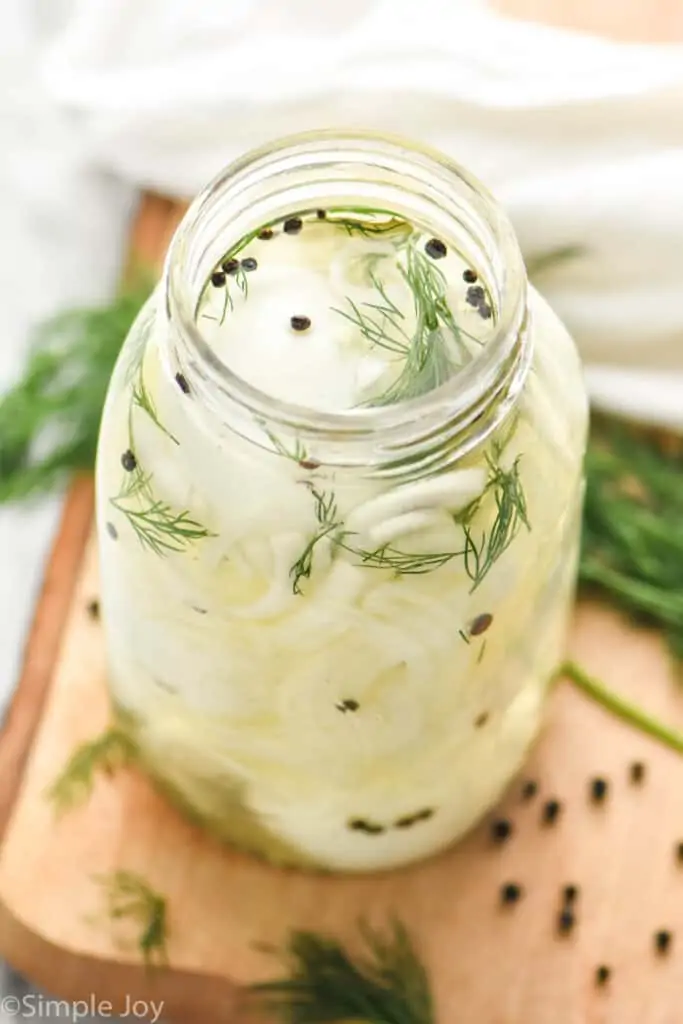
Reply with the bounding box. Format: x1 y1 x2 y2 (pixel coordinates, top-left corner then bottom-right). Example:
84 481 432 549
163 129 529 459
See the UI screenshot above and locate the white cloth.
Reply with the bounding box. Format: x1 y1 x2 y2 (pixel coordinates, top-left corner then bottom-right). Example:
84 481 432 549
41 0 683 430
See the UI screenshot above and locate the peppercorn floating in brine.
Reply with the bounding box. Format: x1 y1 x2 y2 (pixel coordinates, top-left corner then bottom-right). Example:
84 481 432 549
96 180 587 872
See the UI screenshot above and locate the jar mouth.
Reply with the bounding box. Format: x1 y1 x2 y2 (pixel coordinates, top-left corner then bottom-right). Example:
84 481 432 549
164 129 529 455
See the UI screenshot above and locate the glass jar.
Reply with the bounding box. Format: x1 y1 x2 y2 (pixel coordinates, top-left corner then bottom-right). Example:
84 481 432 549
96 131 588 873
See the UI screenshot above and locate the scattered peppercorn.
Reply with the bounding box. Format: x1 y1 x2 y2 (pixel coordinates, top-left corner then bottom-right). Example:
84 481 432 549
542 799 562 825
595 965 611 987
425 237 447 260
86 599 100 620
500 882 523 905
222 258 240 274
491 818 513 844
106 522 118 540
290 315 312 332
316 209 327 219
469 612 493 636
475 711 490 728
655 930 673 955
258 229 274 240
629 761 646 784
242 257 258 272
590 777 609 803
348 818 384 835
563 884 579 905
210 270 226 287
175 372 190 394
557 909 575 936
521 780 538 801
120 449 137 472
396 815 418 829
478 302 493 320
336 699 360 713
299 458 321 470
284 217 303 234
463 268 478 283
465 285 486 307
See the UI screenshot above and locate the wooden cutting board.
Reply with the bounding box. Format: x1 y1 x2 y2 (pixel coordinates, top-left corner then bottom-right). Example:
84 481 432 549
2 6 683 1015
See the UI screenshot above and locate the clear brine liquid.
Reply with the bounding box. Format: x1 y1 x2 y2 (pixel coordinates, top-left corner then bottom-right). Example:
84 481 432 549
196 211 495 411
96 206 587 872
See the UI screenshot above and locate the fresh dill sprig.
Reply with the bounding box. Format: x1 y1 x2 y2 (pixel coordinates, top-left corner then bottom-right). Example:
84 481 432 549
110 469 214 556
264 427 309 465
47 727 135 812
131 362 179 445
325 209 413 243
526 244 585 279
332 272 411 357
580 417 683 658
291 486 465 590
290 488 343 594
460 455 530 592
252 919 434 1024
559 660 683 756
334 241 480 408
94 870 169 967
0 276 153 503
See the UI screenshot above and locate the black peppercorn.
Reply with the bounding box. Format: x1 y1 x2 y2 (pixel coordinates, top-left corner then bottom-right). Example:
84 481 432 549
500 882 523 905
425 237 447 260
242 257 258 272
491 818 513 844
175 372 190 394
86 598 100 620
595 965 611 986
590 777 608 803
222 258 240 275
396 815 417 829
557 909 575 935
416 808 434 821
290 315 312 332
521 780 538 801
466 285 486 307
348 818 384 835
563 884 579 905
258 229 274 241
284 217 303 234
463 268 478 283
469 612 493 636
336 699 359 713
316 209 327 219
655 930 672 955
629 761 646 784
475 711 490 728
106 522 118 540
299 458 321 471
120 449 137 472
478 302 493 320
210 270 226 287
542 799 561 825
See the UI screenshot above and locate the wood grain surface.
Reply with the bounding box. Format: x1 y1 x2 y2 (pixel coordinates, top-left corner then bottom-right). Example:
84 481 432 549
1 4 683 1021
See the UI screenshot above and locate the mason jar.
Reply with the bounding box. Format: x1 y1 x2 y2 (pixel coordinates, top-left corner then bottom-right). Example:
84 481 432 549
96 131 588 873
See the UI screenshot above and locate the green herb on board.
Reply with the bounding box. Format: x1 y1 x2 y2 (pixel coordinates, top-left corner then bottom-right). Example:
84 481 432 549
0 275 153 503
48 727 136 812
560 660 683 756
94 870 169 967
252 919 434 1024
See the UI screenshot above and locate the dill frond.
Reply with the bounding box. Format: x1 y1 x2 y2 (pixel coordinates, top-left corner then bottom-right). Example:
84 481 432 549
48 727 135 812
